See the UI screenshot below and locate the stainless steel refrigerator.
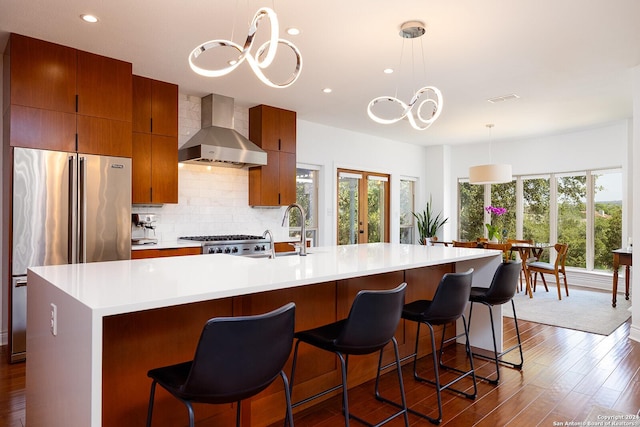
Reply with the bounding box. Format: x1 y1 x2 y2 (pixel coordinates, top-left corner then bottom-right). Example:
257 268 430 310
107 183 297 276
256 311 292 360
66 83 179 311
10 147 131 362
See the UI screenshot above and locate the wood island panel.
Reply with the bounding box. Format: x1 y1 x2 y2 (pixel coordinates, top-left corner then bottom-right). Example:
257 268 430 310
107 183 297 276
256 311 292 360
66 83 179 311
102 298 236 427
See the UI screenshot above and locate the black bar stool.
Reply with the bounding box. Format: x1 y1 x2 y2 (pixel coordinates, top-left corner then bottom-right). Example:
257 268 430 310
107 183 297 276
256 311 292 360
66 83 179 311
377 269 476 425
145 303 296 427
468 261 524 384
288 283 409 427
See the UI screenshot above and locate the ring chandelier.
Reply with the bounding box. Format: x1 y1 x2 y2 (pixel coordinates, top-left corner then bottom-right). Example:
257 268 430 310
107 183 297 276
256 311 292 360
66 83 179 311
367 21 443 130
188 7 302 89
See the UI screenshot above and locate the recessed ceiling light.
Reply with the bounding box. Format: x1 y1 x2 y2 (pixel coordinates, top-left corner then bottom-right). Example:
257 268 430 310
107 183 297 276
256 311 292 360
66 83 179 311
322 88 332 94
286 27 301 36
383 68 394 74
80 14 99 23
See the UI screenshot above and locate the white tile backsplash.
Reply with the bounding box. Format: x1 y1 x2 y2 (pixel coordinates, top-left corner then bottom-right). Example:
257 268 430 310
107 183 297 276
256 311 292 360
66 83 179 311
133 93 288 242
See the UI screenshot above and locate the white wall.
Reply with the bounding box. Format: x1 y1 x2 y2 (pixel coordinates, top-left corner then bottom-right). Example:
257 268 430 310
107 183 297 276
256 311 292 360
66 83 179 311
296 120 432 245
630 66 639 343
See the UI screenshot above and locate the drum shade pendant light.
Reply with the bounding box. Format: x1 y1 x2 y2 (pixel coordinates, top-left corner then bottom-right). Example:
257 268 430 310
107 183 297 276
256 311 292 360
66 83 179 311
469 124 512 185
188 7 302 88
367 20 443 130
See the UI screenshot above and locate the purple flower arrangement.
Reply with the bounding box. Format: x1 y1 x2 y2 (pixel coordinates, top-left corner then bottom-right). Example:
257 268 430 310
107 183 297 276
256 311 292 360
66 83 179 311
485 206 507 241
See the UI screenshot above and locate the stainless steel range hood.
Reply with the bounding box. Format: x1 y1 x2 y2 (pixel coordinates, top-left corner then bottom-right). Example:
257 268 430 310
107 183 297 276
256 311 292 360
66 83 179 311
178 94 267 168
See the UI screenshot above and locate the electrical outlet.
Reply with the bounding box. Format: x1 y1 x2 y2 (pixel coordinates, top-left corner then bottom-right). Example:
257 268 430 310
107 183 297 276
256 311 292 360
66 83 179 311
50 303 57 336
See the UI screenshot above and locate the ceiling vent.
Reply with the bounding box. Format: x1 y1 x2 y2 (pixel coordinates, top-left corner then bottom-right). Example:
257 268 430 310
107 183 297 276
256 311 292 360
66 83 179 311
487 94 520 104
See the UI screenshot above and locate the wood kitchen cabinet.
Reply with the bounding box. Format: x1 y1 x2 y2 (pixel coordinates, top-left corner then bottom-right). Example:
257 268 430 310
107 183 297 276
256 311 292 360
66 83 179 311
131 75 179 204
132 133 178 204
248 104 296 206
4 33 132 157
131 246 201 259
132 75 178 137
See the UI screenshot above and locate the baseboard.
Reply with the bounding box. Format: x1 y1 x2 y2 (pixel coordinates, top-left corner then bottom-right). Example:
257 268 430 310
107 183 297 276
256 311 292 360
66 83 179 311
629 323 640 343
536 268 624 293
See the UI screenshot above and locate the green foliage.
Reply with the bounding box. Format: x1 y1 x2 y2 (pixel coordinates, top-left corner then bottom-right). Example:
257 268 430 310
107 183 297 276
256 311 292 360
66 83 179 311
413 196 448 244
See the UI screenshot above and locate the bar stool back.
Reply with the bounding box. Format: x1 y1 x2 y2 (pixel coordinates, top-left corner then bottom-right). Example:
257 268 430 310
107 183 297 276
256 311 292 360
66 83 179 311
468 261 523 384
378 268 476 425
145 303 296 427
289 283 409 427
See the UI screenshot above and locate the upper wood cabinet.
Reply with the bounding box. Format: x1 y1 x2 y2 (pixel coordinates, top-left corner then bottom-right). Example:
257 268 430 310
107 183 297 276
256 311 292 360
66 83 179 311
132 76 178 137
249 104 296 153
248 105 297 206
5 33 77 113
77 51 132 123
3 33 132 157
131 75 179 204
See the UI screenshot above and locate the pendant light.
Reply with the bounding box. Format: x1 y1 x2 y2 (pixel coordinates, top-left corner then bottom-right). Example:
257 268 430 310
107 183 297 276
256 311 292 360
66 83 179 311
188 7 302 89
367 20 443 130
468 124 512 185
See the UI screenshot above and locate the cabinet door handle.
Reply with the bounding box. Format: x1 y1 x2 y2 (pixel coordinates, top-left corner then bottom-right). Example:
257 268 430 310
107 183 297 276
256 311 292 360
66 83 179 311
150 118 153 133
278 138 281 151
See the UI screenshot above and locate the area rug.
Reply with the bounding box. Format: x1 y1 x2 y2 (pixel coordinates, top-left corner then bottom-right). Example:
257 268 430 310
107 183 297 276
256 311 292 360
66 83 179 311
503 286 632 336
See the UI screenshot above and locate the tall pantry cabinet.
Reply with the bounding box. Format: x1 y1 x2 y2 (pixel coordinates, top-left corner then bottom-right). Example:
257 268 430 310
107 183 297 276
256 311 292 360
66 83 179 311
4 33 132 157
248 105 297 206
131 75 179 204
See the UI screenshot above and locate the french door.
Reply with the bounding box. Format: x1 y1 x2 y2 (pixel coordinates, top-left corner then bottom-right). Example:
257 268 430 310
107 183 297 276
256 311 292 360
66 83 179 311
337 169 390 244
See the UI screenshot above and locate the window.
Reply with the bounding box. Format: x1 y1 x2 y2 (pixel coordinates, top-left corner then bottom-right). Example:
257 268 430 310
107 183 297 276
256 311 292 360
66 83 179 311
290 168 318 246
523 176 550 248
458 181 484 241
490 181 516 241
593 170 622 270
557 173 587 268
458 167 623 272
399 179 415 244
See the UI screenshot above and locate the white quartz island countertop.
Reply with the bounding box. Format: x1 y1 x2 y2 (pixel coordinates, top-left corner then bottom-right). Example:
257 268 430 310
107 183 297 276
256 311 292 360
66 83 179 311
29 243 499 317
26 242 502 427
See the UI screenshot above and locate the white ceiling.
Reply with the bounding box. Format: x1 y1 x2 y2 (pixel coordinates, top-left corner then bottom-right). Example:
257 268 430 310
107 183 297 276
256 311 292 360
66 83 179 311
1 0 639 146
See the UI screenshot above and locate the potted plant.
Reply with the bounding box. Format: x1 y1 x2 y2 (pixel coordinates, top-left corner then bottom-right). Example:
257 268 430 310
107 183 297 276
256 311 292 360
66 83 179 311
413 196 448 245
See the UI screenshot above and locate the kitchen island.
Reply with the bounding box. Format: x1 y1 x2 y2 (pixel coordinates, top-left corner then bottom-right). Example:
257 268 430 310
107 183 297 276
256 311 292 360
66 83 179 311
26 243 501 427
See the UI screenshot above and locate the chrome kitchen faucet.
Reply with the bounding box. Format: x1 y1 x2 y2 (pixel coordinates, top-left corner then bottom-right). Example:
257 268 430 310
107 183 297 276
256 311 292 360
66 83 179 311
282 203 307 256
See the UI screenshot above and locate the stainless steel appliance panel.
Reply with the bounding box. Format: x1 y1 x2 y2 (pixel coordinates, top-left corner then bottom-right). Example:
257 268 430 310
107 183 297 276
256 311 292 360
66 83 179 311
10 276 27 363
12 148 75 274
10 148 132 362
80 155 131 263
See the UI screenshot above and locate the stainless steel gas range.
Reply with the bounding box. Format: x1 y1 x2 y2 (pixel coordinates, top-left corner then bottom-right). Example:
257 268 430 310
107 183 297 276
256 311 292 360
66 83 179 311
179 234 272 257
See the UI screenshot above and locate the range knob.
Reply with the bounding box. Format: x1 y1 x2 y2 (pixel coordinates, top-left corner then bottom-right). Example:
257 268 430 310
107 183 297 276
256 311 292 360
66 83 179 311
231 247 238 253
216 248 223 254
261 245 266 251
224 247 231 254
254 245 262 251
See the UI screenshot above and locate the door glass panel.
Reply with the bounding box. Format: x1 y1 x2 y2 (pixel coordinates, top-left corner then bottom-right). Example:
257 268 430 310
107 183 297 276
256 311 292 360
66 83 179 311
367 176 386 243
338 173 360 245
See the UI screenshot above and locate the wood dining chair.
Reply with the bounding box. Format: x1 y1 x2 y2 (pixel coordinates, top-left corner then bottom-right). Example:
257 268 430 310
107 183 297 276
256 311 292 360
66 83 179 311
527 243 569 300
452 240 479 248
482 242 512 263
506 239 534 291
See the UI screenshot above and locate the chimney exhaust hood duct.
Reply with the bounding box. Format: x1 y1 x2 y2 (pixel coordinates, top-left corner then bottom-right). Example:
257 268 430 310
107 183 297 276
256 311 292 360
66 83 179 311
178 94 267 168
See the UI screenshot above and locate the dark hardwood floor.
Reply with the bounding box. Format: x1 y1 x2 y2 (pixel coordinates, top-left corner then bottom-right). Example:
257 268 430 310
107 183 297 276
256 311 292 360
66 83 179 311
1 318 638 426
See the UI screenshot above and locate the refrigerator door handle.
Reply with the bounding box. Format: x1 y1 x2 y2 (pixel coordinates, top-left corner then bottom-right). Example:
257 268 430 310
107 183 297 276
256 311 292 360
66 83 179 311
68 155 75 264
79 156 86 263
15 279 27 288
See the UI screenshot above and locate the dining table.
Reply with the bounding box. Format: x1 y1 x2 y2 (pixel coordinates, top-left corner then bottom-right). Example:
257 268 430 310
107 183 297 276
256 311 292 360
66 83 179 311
508 242 554 298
